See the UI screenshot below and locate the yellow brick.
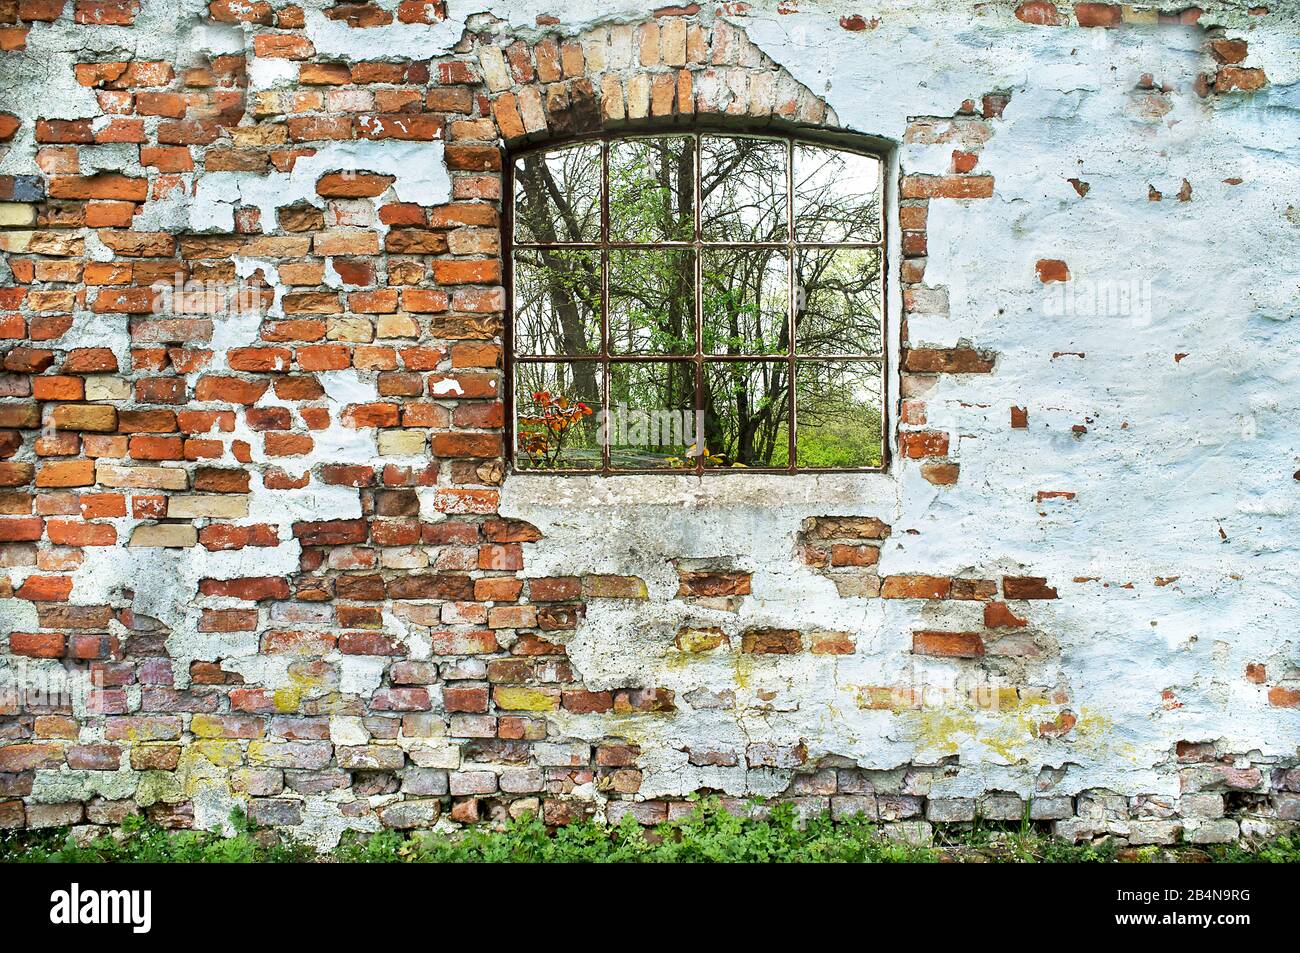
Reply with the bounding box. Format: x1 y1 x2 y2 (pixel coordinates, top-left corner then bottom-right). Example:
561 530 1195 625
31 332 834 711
188 740 242 767
675 626 728 653
583 574 648 599
96 464 188 489
376 313 420 338
494 687 560 712
0 230 34 253
85 377 131 401
51 404 117 432
129 523 198 548
378 429 425 456
0 203 37 227
327 317 375 343
166 495 249 519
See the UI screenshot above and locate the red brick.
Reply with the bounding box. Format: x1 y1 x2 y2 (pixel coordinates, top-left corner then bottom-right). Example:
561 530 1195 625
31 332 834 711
1269 686 1300 708
0 516 44 540
16 575 72 601
901 175 995 200
194 376 269 404
19 0 66 20
253 33 314 59
316 172 394 197
913 630 985 657
904 348 995 374
36 119 94 144
46 519 116 546
1015 1 1065 24
355 114 443 141
431 432 499 458
1036 259 1070 283
984 601 1028 628
1216 67 1268 92
49 173 146 201
899 431 949 459
10 632 64 658
444 685 489 712
1073 2 1121 27
881 575 951 599
293 519 367 545
741 628 802 654
75 0 138 25
338 631 402 655
1003 576 1058 599
199 608 258 632
1210 39 1249 65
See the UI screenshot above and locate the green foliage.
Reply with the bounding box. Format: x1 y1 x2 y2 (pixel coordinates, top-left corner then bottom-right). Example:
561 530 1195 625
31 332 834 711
334 801 933 864
0 811 314 864
1206 832 1300 864
794 403 881 468
2 800 1296 864
933 821 1120 864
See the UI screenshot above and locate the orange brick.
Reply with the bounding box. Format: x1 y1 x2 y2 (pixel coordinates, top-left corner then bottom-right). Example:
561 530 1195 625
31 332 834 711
36 460 95 488
32 376 84 401
79 493 126 519
913 630 985 657
85 200 137 227
46 518 117 546
881 575 952 599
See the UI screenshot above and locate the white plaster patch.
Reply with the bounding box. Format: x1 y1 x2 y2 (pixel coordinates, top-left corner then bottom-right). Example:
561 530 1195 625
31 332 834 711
303 7 462 60
189 142 450 234
340 657 387 696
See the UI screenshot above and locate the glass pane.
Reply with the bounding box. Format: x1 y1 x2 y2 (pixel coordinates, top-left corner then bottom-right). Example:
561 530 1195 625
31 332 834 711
513 143 602 244
701 136 788 242
514 362 601 471
794 247 882 356
512 249 601 356
608 136 695 243
794 361 882 469
609 249 694 355
608 362 697 470
703 361 790 469
794 144 881 244
703 248 789 356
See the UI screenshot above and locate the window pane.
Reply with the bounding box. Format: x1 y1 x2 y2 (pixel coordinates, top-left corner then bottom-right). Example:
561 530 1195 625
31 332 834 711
794 247 882 356
608 136 695 243
609 249 695 355
794 144 881 244
510 135 888 475
514 361 602 470
701 136 788 242
513 143 601 244
794 361 882 468
512 249 601 356
703 361 791 469
608 362 697 470
702 248 789 356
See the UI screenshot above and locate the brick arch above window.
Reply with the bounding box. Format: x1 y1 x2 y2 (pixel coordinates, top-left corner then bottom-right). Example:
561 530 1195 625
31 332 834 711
468 18 839 147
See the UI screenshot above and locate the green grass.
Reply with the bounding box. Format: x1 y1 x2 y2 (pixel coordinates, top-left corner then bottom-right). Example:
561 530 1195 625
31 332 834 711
2 799 1296 864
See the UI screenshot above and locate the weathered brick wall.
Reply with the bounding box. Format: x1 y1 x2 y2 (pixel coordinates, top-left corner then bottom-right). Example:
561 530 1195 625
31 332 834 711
0 0 1297 846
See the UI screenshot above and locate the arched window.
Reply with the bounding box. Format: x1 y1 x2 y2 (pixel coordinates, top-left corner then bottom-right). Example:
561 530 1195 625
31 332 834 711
507 131 884 474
